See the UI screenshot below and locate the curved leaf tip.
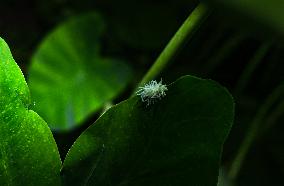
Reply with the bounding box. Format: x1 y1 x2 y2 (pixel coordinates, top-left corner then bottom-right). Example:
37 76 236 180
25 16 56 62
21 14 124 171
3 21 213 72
62 75 234 186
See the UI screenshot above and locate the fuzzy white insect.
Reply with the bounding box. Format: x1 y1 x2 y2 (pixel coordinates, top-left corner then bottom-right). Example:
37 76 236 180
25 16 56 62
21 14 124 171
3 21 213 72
136 79 168 106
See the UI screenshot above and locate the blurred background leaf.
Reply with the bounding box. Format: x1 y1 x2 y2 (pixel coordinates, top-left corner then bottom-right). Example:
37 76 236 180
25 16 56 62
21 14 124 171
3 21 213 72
28 13 133 131
204 0 284 39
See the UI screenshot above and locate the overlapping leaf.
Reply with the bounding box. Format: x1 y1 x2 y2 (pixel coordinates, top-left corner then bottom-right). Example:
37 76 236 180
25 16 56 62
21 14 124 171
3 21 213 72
0 38 61 185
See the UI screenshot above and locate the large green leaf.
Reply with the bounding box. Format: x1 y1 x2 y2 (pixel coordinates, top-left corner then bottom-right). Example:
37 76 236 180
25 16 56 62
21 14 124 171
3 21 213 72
204 0 284 37
62 75 234 186
0 38 61 185
28 13 133 131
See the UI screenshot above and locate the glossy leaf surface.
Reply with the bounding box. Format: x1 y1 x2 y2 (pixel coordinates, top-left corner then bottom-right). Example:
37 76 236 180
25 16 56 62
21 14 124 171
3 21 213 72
0 38 61 185
62 75 234 186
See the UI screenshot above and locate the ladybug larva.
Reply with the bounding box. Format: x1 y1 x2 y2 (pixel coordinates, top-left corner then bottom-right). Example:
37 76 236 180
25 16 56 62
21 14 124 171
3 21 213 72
136 79 168 106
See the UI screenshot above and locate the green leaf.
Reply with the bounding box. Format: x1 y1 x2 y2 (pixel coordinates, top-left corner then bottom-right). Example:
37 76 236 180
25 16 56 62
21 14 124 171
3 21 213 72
204 0 284 37
0 38 61 185
28 13 133 131
61 75 234 186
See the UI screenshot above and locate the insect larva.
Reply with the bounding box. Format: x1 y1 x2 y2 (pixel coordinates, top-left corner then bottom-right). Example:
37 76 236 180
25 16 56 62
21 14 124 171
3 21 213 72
136 79 168 106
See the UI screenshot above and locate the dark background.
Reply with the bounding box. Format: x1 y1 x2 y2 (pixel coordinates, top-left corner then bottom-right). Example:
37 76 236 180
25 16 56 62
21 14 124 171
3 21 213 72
0 0 284 185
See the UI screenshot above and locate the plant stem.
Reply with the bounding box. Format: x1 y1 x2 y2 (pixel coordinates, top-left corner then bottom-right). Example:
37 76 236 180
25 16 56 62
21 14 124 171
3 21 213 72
228 84 284 181
260 98 284 136
202 32 245 75
234 42 272 95
137 3 210 87
193 25 225 66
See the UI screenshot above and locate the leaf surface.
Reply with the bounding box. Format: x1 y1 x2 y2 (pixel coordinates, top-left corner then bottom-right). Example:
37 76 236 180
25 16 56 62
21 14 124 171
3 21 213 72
62 75 234 186
28 13 133 130
0 38 61 185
